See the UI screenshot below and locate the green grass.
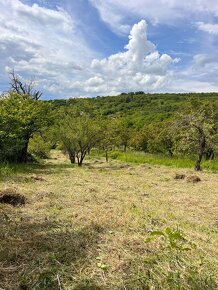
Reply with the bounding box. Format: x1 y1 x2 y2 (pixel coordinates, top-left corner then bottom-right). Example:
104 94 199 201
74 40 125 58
0 163 43 178
106 150 218 172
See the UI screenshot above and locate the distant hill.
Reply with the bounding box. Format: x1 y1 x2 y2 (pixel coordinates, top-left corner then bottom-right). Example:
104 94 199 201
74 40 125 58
49 92 218 128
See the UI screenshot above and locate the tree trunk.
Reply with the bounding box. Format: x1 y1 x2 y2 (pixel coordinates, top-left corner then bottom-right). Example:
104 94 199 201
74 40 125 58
69 151 75 164
168 148 173 157
17 139 29 163
78 157 84 166
76 151 86 166
195 135 206 171
105 149 108 162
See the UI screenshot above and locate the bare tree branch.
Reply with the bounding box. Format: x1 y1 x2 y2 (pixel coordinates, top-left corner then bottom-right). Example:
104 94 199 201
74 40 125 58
9 70 42 100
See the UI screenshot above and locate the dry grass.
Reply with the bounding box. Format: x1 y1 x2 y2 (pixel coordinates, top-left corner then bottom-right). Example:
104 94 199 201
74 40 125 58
0 151 218 289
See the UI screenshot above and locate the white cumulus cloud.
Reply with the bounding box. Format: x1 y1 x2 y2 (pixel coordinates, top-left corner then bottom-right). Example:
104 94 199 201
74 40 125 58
0 2 177 97
71 20 178 95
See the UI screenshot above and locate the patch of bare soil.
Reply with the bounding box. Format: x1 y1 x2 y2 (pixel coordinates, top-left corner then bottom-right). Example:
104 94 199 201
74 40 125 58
0 189 26 206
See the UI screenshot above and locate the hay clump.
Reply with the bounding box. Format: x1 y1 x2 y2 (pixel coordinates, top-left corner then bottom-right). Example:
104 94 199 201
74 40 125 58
187 175 201 183
174 173 186 180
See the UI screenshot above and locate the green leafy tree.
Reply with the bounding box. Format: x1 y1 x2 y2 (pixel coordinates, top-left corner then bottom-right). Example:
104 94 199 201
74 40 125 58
116 118 133 151
56 111 101 166
130 127 148 152
130 121 173 156
0 92 52 163
99 118 121 162
173 100 217 171
28 134 51 159
146 121 174 156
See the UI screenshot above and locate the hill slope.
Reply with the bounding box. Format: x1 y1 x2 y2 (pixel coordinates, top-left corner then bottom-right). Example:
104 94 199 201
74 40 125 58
49 92 218 127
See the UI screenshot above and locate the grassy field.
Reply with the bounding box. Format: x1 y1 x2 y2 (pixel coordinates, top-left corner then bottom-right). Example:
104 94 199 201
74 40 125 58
0 151 218 289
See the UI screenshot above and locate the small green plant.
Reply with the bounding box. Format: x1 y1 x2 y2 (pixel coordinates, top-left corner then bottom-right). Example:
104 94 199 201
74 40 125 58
32 271 58 290
145 227 196 251
96 262 110 270
96 257 110 270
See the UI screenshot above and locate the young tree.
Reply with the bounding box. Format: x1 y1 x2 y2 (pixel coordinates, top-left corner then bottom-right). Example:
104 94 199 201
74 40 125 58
116 118 133 151
173 100 217 171
99 118 121 162
56 111 101 166
0 71 53 163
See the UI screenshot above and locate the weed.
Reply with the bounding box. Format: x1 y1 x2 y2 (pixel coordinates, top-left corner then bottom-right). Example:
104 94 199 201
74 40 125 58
145 227 196 251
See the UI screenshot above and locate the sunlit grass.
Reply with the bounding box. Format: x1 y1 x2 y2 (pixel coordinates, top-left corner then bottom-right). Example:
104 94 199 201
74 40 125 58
0 151 218 289
105 150 218 172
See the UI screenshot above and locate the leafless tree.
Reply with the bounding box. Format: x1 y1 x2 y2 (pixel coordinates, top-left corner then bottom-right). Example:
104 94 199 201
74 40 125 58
9 70 42 100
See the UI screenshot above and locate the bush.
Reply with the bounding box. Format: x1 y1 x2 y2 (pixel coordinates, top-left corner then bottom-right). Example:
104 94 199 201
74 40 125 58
28 135 51 159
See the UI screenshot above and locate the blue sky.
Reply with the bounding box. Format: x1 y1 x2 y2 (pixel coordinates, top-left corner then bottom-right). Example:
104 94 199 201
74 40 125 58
0 0 218 99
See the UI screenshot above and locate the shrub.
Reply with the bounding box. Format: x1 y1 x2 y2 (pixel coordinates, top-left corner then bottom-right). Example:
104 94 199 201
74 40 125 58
28 135 51 159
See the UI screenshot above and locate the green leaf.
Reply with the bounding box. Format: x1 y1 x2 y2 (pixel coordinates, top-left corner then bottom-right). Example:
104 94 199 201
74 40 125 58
97 262 110 270
150 230 166 237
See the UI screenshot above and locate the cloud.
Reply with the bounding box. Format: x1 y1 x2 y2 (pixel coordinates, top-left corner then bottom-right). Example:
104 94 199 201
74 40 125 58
0 2 177 97
170 79 218 93
1 0 217 97
69 20 178 95
89 0 131 35
90 0 218 34
0 0 97 96
193 54 218 68
196 22 218 35
168 52 218 93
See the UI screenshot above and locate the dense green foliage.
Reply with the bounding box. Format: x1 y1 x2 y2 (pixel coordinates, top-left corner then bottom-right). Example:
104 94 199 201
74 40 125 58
49 92 217 169
0 93 53 163
49 92 218 127
1 82 217 170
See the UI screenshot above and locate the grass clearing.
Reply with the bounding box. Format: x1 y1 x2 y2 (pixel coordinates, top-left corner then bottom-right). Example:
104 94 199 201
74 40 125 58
0 151 218 289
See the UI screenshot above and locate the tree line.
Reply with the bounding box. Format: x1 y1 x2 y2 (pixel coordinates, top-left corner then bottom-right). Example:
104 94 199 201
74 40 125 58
0 73 217 171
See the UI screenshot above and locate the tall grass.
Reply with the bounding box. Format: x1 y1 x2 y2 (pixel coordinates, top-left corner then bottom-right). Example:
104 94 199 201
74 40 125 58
93 150 218 172
0 163 43 179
